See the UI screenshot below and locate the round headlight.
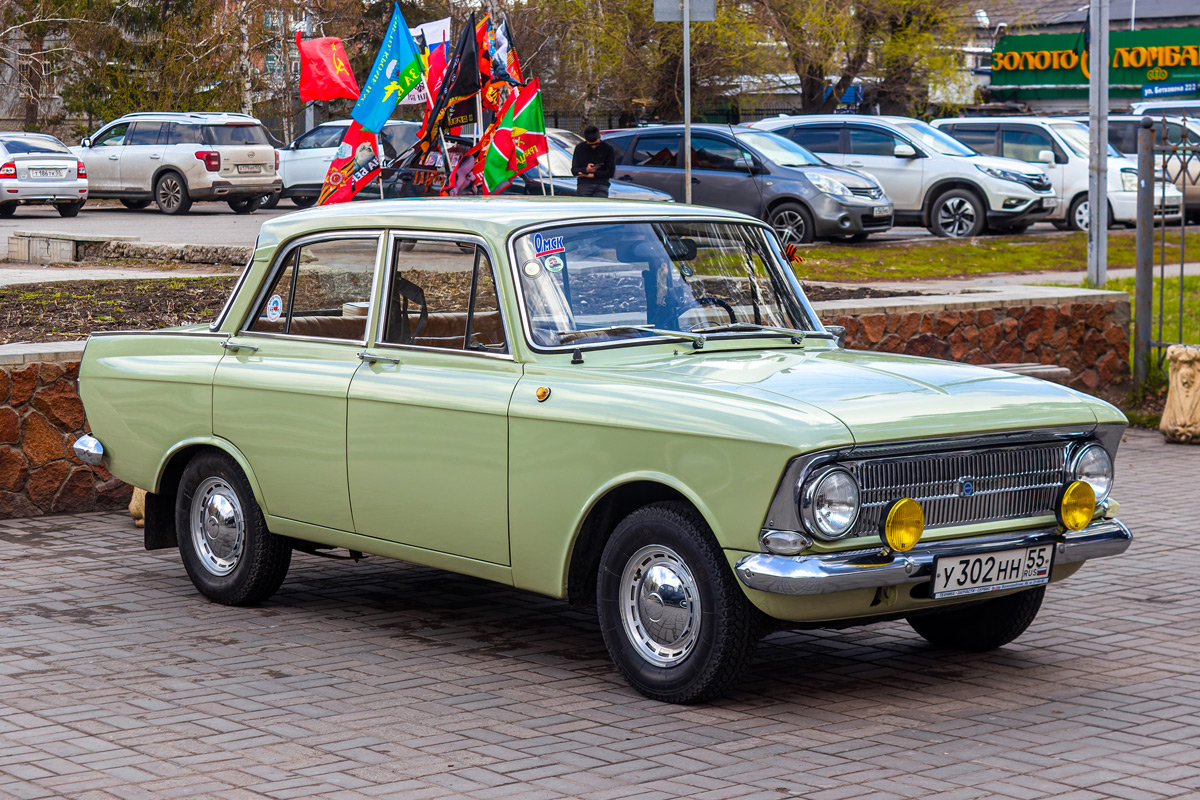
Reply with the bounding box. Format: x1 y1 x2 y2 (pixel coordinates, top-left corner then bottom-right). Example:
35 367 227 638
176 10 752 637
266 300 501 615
800 467 861 539
1071 443 1113 504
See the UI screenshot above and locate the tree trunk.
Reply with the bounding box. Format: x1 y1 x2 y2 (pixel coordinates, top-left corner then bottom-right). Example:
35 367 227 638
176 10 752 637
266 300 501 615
23 32 45 129
238 4 254 116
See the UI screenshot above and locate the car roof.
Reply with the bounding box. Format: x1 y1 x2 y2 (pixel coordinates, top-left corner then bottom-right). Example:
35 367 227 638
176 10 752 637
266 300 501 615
754 115 924 126
254 197 752 251
112 111 265 125
933 116 1081 125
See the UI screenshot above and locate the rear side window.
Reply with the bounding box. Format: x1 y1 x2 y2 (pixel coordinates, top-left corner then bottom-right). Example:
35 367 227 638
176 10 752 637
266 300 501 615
788 125 841 154
164 123 202 145
632 134 680 167
949 126 998 156
848 127 902 157
605 134 633 163
204 124 270 146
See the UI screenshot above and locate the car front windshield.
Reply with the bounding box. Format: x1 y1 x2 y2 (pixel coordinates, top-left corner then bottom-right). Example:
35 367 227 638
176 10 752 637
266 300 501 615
1050 123 1121 158
734 130 823 166
0 136 68 155
894 121 976 156
513 219 817 348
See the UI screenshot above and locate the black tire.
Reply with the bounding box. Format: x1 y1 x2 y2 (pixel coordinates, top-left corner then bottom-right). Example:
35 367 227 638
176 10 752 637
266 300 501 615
928 188 986 238
228 197 259 214
291 195 317 208
176 450 291 606
1066 195 1115 232
996 223 1030 235
56 200 84 218
0 202 17 218
596 502 762 703
842 232 870 243
767 202 815 246
120 199 152 210
258 193 280 210
906 586 1045 651
1052 220 1072 231
154 171 192 215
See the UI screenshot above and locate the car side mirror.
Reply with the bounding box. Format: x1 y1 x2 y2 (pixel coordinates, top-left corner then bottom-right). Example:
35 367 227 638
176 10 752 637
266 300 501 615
80 137 92 148
893 143 917 158
823 325 846 348
733 156 761 173
1038 149 1056 165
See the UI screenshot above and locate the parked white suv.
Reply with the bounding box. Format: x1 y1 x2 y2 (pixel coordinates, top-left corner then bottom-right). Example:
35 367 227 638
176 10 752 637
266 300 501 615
747 114 1057 237
72 112 281 215
931 117 1183 231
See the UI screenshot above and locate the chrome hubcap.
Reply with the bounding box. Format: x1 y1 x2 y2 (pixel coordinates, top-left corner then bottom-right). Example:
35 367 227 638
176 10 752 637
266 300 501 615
771 210 806 245
1073 200 1090 230
190 477 244 576
619 545 701 667
937 197 977 237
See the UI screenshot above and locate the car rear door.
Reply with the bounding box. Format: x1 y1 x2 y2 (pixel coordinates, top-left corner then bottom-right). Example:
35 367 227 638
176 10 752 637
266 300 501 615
617 132 684 200
785 124 845 166
118 122 166 191
845 124 924 210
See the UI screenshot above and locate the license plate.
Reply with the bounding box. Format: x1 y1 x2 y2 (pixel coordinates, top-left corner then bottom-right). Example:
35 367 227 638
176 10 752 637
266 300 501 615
236 164 261 174
873 205 892 216
30 169 65 179
932 545 1053 599
1043 198 1058 210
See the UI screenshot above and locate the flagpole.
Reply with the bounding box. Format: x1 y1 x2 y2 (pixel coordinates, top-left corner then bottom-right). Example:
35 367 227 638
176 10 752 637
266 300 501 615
375 132 385 200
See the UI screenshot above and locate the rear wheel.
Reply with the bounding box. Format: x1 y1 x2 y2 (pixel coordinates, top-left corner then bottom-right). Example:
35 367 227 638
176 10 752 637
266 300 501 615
154 171 192 215
56 200 84 217
907 586 1045 651
0 202 16 218
291 195 317 209
767 202 815 246
596 502 762 703
120 199 152 210
176 450 291 606
928 188 985 238
258 193 280 210
228 197 259 214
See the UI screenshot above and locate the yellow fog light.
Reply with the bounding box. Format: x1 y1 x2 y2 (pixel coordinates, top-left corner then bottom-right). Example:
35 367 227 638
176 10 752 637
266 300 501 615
1057 480 1096 531
880 498 925 552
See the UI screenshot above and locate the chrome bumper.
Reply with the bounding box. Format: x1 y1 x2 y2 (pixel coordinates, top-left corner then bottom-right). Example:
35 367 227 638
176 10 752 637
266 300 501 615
72 434 104 466
734 519 1132 597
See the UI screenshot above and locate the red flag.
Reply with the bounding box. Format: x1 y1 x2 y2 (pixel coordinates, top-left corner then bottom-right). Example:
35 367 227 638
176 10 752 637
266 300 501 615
296 33 360 102
317 121 381 205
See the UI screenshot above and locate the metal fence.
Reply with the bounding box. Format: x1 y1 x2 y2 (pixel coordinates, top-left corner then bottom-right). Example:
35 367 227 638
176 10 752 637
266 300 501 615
1134 117 1200 386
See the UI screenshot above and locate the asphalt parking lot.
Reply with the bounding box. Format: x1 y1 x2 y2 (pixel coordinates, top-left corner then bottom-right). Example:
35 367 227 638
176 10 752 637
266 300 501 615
0 428 1197 800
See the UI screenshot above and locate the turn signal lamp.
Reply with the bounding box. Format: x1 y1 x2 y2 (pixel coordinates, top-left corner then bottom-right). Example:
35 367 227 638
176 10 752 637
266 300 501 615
1057 480 1096 531
0 162 15 179
880 498 924 552
76 160 87 179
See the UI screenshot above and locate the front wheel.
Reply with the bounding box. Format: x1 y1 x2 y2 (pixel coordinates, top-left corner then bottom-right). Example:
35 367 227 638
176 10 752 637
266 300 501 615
597 502 762 703
928 188 985 238
120 199 152 210
227 197 259 214
906 586 1045 651
767 202 815 246
176 450 291 606
291 195 317 209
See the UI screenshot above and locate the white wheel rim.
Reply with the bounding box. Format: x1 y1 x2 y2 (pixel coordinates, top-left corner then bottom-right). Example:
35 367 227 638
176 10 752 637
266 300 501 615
189 477 245 576
937 196 977 237
618 544 701 667
1074 200 1090 230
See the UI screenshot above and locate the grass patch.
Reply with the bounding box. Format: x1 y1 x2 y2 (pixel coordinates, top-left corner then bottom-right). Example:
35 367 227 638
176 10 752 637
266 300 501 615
798 227 1200 282
1101 274 1200 348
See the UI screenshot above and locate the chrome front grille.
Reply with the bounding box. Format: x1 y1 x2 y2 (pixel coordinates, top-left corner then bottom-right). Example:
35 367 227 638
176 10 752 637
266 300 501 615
850 187 883 199
845 442 1069 535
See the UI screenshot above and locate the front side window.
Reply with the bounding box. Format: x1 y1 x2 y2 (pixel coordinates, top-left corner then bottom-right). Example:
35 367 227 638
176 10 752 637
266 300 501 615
633 134 681 167
848 127 903 157
513 220 815 349
247 237 378 340
93 124 128 147
380 239 507 352
689 135 747 170
297 126 346 150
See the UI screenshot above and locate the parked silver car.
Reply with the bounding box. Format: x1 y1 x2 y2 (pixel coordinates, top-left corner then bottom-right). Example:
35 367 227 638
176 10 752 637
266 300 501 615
0 132 88 218
72 112 281 215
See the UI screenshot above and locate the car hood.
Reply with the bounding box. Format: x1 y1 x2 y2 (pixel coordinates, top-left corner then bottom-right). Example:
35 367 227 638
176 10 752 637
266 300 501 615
633 346 1104 444
972 154 1046 178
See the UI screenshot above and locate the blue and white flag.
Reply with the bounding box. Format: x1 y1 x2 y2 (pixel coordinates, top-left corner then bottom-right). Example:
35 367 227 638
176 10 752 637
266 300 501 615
351 3 423 133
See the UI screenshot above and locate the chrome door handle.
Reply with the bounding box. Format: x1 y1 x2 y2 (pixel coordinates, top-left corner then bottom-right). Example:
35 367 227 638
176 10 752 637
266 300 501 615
108 155 119 160
847 161 864 167
357 351 400 365
220 341 259 352
150 154 160 159
691 177 700 184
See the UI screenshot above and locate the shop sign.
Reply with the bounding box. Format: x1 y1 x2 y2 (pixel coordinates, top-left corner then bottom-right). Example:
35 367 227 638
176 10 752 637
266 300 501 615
1142 80 1199 98
990 27 1200 90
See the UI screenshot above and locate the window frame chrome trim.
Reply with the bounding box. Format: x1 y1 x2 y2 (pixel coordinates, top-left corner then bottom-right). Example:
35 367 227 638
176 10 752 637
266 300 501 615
209 249 256 332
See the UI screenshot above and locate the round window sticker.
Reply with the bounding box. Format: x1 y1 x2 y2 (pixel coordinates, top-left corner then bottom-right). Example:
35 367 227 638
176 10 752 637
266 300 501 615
266 294 283 322
523 260 542 277
679 264 694 277
544 254 565 273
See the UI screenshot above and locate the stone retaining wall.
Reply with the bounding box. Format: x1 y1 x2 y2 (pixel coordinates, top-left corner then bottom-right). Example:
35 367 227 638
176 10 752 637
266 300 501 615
0 343 130 519
812 285 1131 400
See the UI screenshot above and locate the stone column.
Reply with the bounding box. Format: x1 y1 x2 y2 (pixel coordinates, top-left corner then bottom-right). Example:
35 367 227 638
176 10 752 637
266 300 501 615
1161 345 1200 443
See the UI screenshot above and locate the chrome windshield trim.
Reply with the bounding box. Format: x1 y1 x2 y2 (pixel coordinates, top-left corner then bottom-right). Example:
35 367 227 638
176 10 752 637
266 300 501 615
735 518 1132 596
503 215 827 355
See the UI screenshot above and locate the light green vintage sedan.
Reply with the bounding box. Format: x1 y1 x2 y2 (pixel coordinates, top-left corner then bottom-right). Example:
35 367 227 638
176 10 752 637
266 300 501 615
75 197 1132 702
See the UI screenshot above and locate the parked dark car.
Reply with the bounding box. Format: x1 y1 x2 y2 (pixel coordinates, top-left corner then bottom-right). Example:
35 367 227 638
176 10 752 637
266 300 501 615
600 124 894 243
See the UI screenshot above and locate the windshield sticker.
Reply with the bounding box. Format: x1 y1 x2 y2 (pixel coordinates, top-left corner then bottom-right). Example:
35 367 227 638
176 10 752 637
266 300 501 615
544 254 565 273
266 294 283 322
523 260 542 277
533 233 565 256
678 263 694 277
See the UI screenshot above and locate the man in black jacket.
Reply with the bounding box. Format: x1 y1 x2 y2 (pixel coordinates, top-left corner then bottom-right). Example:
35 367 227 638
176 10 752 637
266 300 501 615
571 125 616 198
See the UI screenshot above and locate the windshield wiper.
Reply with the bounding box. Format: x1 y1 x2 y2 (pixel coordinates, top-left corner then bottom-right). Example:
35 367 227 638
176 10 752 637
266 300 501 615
557 325 707 349
690 322 809 344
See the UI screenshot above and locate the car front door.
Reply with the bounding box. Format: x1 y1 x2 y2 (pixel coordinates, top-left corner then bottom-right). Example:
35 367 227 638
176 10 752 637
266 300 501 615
212 233 382 532
845 124 924 210
119 122 166 192
346 235 518 565
617 133 683 200
79 122 128 192
688 134 763 216
283 125 345 190
1000 125 1067 208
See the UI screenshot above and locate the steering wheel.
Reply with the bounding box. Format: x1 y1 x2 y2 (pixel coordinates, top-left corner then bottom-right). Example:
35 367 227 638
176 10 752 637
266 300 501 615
687 295 736 324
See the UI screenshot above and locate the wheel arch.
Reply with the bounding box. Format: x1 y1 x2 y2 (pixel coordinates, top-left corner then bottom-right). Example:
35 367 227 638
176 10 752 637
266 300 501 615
921 179 990 227
763 194 814 220
151 437 267 511
151 165 190 195
565 476 717 607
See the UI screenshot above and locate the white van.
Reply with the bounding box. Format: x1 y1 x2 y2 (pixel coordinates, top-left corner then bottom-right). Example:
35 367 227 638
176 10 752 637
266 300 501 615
1129 99 1200 118
932 117 1182 231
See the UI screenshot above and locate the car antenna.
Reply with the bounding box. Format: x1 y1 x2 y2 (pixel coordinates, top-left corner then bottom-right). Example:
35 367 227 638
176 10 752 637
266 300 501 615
571 348 584 364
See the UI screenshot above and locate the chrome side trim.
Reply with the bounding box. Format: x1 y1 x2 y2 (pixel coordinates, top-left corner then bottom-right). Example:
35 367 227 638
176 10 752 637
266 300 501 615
73 434 104 466
734 518 1132 596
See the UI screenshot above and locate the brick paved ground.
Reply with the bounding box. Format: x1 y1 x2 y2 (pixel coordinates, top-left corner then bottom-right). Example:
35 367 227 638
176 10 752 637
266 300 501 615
0 429 1197 800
